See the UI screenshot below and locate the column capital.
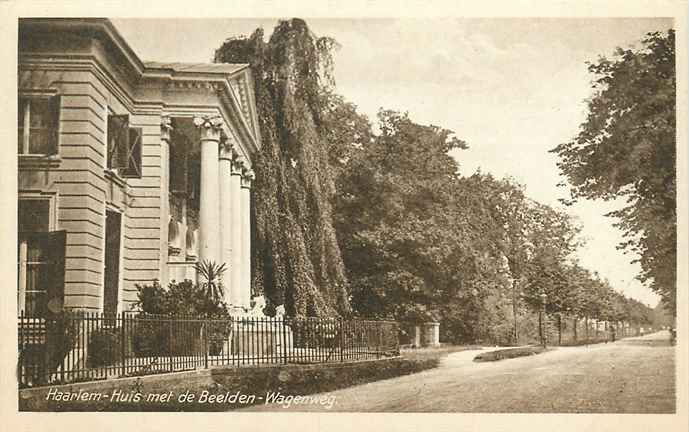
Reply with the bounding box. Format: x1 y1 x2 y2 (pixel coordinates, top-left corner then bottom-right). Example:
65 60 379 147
232 154 247 175
241 169 255 189
220 131 241 161
193 115 224 141
161 114 173 141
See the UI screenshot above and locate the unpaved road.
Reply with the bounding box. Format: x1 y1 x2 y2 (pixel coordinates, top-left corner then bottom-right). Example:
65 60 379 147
243 331 675 413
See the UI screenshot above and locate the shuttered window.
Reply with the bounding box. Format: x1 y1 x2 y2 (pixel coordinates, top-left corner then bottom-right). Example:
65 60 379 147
122 127 143 178
17 200 65 317
18 95 60 155
106 113 142 178
107 114 128 170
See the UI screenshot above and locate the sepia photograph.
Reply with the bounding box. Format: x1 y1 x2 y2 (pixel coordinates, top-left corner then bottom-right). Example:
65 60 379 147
2 1 687 430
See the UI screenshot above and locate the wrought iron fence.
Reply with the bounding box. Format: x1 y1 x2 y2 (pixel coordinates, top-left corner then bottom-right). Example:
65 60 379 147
17 311 400 388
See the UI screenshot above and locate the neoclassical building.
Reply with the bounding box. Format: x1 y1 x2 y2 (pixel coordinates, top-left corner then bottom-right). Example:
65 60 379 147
17 18 260 317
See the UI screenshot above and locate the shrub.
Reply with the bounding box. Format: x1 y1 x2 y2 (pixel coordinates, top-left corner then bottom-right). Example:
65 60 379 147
131 320 168 358
133 280 230 318
87 328 121 367
473 346 549 362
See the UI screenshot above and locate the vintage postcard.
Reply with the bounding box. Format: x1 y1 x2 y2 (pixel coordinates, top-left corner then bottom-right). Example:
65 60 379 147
0 1 687 431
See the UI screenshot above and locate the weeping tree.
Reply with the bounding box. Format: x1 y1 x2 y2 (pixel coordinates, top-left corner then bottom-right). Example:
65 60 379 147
215 19 350 317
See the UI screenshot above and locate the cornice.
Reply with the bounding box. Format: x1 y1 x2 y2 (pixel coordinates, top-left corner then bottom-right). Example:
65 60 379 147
19 18 261 157
20 18 145 75
19 56 159 117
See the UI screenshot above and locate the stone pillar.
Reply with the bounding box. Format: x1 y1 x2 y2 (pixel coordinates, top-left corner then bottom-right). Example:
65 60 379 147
228 154 245 307
413 325 422 348
219 137 235 305
159 115 172 287
240 167 254 308
422 322 440 347
193 115 223 266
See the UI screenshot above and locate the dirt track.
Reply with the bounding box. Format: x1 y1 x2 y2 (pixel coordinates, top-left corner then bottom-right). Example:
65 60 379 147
242 331 675 413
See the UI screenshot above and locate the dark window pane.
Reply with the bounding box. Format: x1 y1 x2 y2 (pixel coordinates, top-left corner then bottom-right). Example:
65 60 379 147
28 97 59 154
107 114 129 169
29 98 52 128
18 128 24 154
26 263 48 290
27 242 47 261
18 98 26 153
29 129 52 154
18 229 65 317
18 98 26 126
18 200 49 233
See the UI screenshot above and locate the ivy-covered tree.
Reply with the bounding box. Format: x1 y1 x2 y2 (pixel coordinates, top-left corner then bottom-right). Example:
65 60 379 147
551 30 676 315
215 19 349 317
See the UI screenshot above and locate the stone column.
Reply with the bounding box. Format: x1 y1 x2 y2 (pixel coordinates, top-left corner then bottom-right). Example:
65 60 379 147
159 115 173 287
240 167 254 308
228 154 245 307
193 115 223 266
219 137 235 305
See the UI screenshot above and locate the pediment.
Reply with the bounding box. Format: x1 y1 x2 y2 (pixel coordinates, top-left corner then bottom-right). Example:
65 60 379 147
228 70 259 143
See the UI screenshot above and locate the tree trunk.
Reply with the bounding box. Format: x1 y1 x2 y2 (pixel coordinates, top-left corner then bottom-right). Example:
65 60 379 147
512 280 519 345
538 311 543 346
573 317 578 342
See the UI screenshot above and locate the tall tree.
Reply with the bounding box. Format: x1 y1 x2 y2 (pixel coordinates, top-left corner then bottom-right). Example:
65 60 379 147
215 19 349 317
334 110 469 323
551 30 676 315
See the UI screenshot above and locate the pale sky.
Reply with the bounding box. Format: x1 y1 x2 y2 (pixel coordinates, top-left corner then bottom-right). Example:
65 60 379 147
113 18 674 306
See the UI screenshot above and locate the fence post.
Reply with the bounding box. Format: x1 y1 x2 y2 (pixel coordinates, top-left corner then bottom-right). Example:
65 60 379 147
59 313 66 384
120 311 126 377
168 317 173 372
376 324 381 359
339 320 344 363
281 318 288 364
203 319 209 369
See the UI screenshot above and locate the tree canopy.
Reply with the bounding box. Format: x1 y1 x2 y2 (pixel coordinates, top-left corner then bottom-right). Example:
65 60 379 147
551 30 676 315
214 19 659 340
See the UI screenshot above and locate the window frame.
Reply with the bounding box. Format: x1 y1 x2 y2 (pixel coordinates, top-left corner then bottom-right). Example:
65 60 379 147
17 193 57 316
105 111 143 179
18 91 61 157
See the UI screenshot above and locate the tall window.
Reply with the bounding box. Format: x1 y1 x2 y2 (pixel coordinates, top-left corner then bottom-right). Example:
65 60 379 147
18 95 60 155
17 199 66 317
106 113 143 178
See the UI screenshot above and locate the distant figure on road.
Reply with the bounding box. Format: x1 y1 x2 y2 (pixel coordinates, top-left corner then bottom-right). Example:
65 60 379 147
611 326 616 342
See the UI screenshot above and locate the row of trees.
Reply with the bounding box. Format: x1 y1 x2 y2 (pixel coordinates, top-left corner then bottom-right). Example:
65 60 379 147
327 106 653 343
214 20 671 343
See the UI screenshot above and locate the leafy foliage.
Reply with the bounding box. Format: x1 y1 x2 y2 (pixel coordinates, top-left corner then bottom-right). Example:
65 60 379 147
551 30 676 315
134 280 230 318
333 110 468 322
215 19 350 317
213 18 659 341
331 105 654 344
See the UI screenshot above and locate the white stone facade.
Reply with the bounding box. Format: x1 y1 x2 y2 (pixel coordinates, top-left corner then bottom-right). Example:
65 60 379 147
17 18 260 316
